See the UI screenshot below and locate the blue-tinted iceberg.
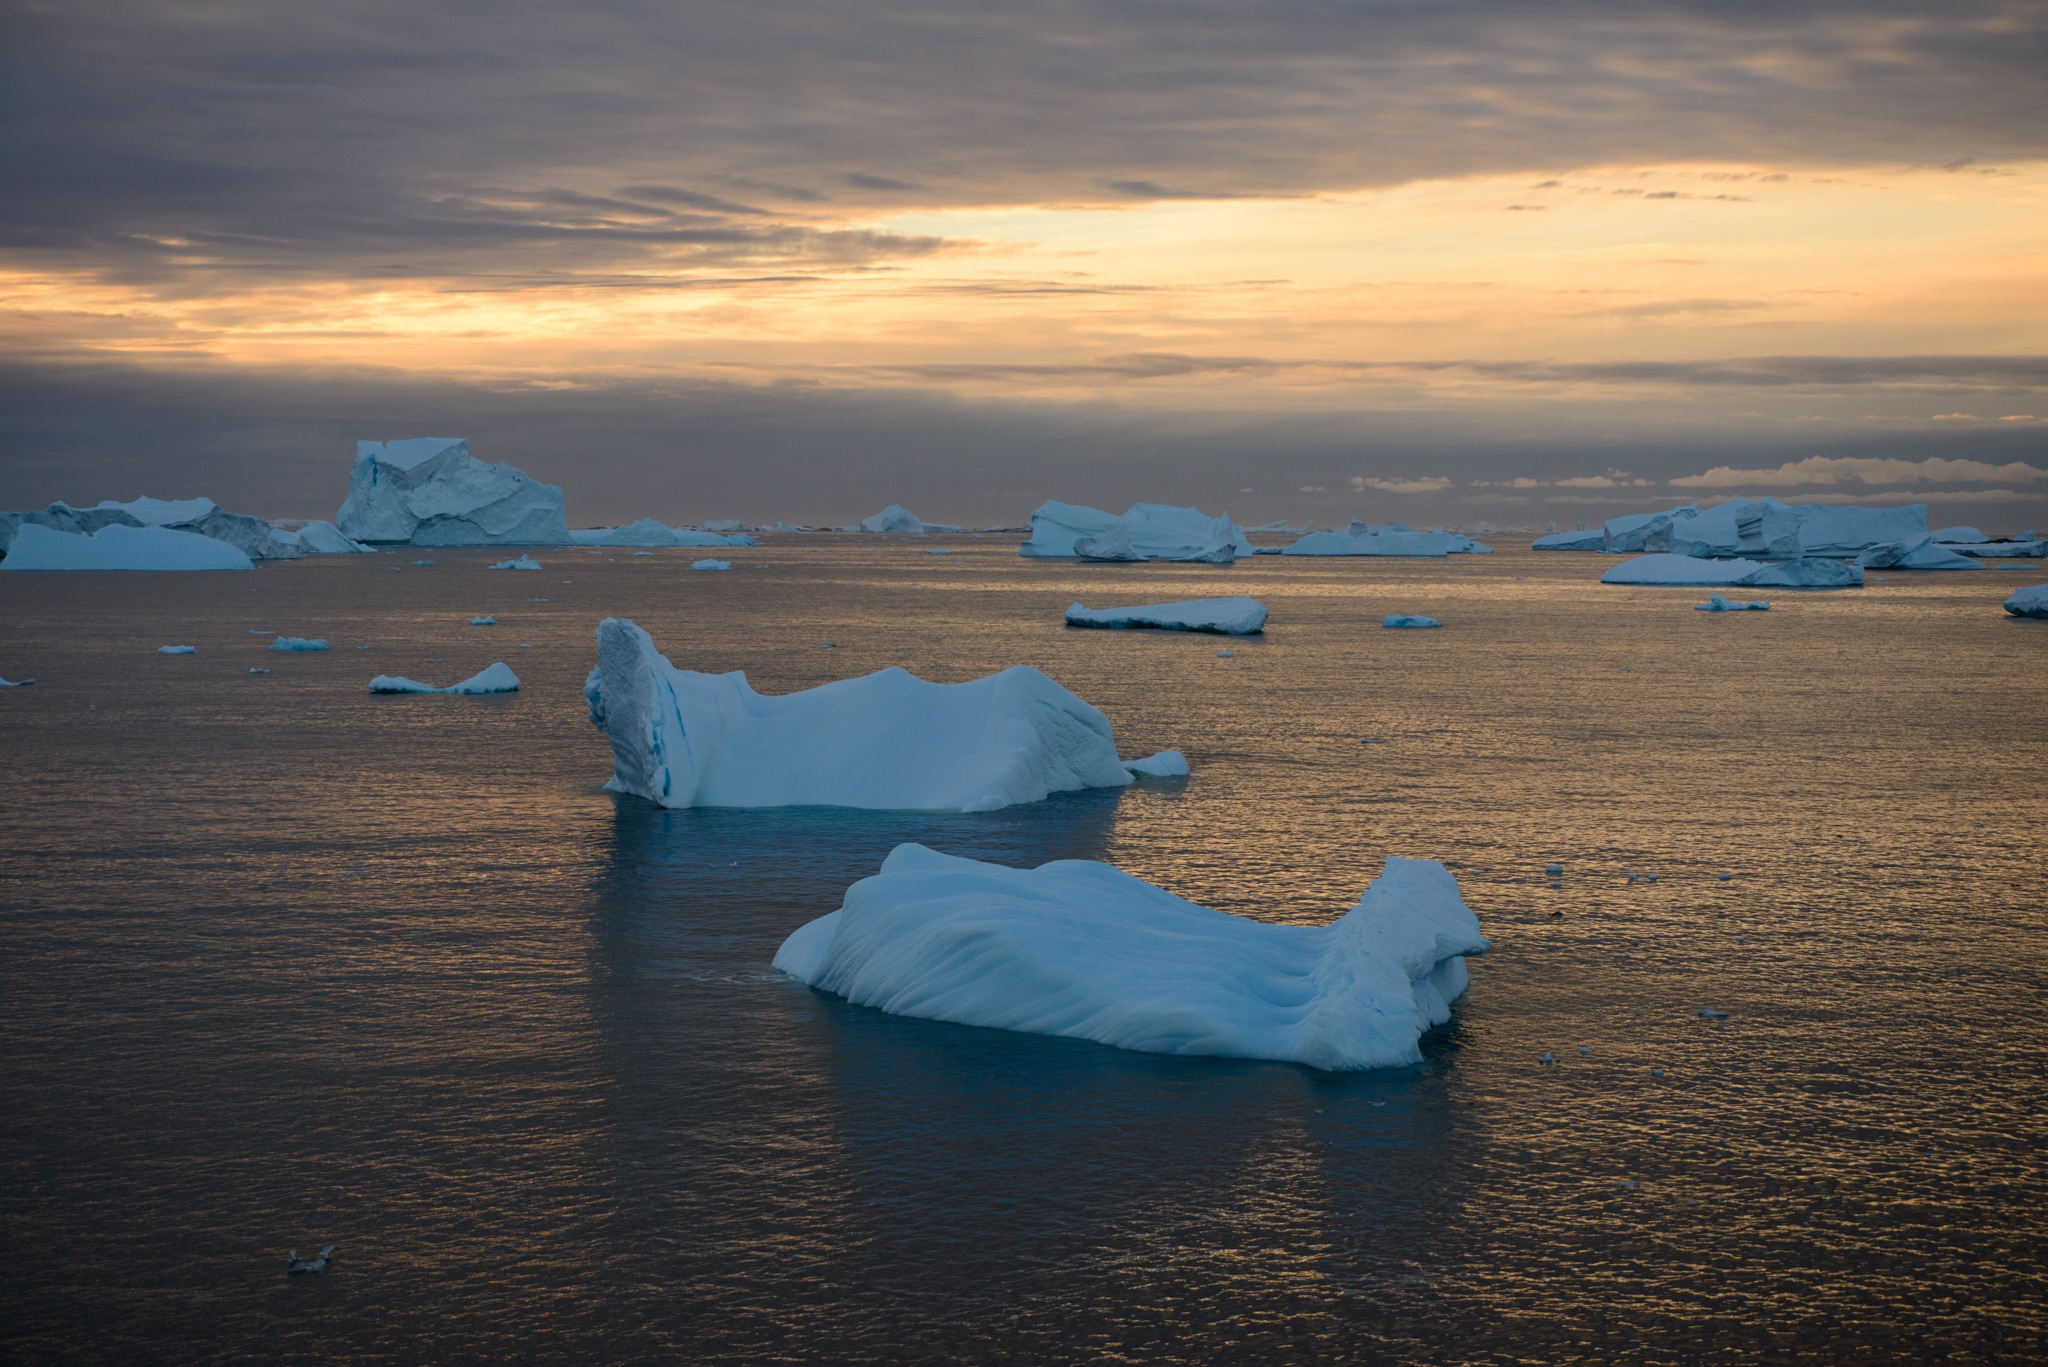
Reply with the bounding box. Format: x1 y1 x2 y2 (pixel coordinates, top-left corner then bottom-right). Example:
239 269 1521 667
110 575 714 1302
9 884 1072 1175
489 555 542 571
1932 526 1990 543
2 524 254 571
269 636 331 650
691 558 732 571
1532 528 1607 550
1065 597 1268 634
2004 583 2048 619
1696 593 1769 611
1604 504 1702 552
1122 750 1190 777
567 521 757 547
1020 501 1252 560
338 439 568 545
1603 553 1862 589
369 662 520 694
585 617 1144 812
1383 614 1442 628
773 844 1490 1071
1664 499 1925 559
1854 535 1984 571
1284 521 1490 557
859 505 963 534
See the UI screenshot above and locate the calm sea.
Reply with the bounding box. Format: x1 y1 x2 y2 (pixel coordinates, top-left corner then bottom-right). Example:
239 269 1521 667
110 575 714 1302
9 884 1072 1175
2 537 2042 1363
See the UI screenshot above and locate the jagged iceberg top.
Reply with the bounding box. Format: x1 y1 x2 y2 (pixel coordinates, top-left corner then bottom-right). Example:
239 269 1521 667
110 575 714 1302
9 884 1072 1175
1064 598 1268 635
339 439 569 546
369 662 521 694
1602 553 1863 589
773 844 1490 1071
1019 501 1253 560
585 617 1145 812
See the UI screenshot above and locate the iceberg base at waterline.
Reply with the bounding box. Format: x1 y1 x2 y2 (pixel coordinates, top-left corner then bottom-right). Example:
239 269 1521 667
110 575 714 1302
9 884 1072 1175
1 523 254 571
773 844 1490 1071
1602 554 1863 589
2004 583 2048 619
1531 529 1607 551
584 617 1152 812
1064 597 1268 635
369 662 521 694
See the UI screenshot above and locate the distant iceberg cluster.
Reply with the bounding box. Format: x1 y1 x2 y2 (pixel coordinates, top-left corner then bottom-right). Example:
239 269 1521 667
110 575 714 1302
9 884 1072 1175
1 496 368 570
568 518 757 548
1285 521 1491 557
774 844 1491 1071
1020 501 1253 563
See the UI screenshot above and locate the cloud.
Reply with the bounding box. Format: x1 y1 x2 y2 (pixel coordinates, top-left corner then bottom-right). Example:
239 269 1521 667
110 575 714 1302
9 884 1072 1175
1671 455 2048 487
1351 475 1454 494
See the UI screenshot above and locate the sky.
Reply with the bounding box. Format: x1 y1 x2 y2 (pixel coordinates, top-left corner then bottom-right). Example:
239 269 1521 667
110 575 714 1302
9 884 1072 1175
2 0 2044 528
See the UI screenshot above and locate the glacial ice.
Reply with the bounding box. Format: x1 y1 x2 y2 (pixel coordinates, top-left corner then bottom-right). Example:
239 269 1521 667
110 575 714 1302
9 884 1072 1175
1284 522 1489 557
1383 615 1442 628
0 677 33 686
1664 498 1925 560
1246 520 1312 535
368 662 521 694
1696 593 1769 611
859 505 963 535
268 637 331 650
158 645 196 654
94 496 218 526
1738 558 1864 589
698 519 746 534
338 439 568 545
1949 541 2045 558
1854 535 1984 571
469 615 496 625
1933 526 1990 543
0 501 145 553
1604 504 1701 553
489 555 542 570
1532 529 1608 551
1122 750 1190 778
1602 554 1864 588
1 524 254 571
1019 501 1253 560
585 617 1140 812
772 844 1489 1071
1064 597 1268 634
2004 583 2048 619
265 520 372 556
570 518 679 547
692 559 732 571
1073 525 1145 562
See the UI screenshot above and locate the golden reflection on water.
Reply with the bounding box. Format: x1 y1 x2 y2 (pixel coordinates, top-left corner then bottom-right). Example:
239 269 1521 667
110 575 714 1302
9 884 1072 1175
1 537 2043 1360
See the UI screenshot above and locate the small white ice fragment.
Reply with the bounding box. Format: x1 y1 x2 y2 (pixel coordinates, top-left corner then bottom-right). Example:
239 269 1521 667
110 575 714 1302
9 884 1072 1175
1122 749 1189 778
1696 592 1770 611
489 555 542 570
268 637 329 651
1383 615 1442 629
469 615 496 626
691 559 732 571
248 667 268 674
1538 1053 1556 1065
413 559 433 566
1216 650 1234 657
368 662 520 694
158 645 196 654
1699 1008 1729 1018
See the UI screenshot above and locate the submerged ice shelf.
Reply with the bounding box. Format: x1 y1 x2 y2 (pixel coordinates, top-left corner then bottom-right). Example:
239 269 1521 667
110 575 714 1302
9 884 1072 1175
774 844 1490 1071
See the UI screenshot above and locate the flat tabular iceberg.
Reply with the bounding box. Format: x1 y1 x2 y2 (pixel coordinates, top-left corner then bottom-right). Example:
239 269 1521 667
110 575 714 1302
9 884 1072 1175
1064 597 1268 634
1532 529 1607 551
2004 583 2048 619
369 662 521 694
586 617 1150 811
1602 554 1862 588
269 636 331 650
1383 614 1442 628
339 439 568 545
691 558 732 571
1020 501 1253 561
1697 593 1769 611
1 524 254 571
773 844 1490 1071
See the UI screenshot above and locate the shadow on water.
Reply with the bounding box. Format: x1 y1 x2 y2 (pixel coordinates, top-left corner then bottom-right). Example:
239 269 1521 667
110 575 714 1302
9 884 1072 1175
573 785 1482 1358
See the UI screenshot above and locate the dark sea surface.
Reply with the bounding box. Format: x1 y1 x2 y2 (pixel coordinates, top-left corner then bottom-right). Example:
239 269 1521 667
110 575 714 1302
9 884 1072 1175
1 537 2043 1364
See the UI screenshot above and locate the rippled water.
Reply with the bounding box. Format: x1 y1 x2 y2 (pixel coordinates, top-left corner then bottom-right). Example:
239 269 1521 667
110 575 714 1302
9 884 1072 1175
2 539 2043 1363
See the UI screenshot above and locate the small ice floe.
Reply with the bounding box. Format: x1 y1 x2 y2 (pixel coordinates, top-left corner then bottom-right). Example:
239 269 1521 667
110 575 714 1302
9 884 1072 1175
369 662 520 695
286 1245 336 1275
633 551 654 557
269 637 329 651
1579 1046 1591 1055
469 615 496 626
413 559 433 566
1383 615 1442 629
1699 1008 1729 1019
1696 592 1769 612
1619 1178 1639 1189
158 645 196 654
247 629 274 635
248 667 269 674
527 597 550 602
1538 1052 1557 1065
489 555 542 571
925 548 955 555
2003 583 2048 619
817 641 837 649
1122 750 1190 778
1717 873 1732 881
1 676 35 686
1545 862 1563 875
1216 649 1234 658
691 559 732 571
1360 737 1384 745
1065 597 1268 635
1651 1067 1665 1077
519 643 534 648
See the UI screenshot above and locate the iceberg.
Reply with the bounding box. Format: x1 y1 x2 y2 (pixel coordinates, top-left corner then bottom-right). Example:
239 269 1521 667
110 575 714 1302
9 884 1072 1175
1283 521 1489 557
1 523 254 571
1383 615 1442 628
1663 498 1925 559
265 520 372 556
158 644 196 654
1246 520 1312 535
1073 524 1145 562
858 505 964 535
338 439 568 545
268 636 331 650
1532 529 1608 551
1932 526 1990 543
1122 749 1190 778
772 844 1490 1071
489 555 542 571
0 677 32 687
1603 553 1861 588
94 495 218 526
369 662 521 694
697 519 746 534
1604 504 1701 553
1739 558 1864 589
1019 501 1253 560
1949 541 2045 559
1064 597 1268 635
1696 593 1769 611
691 558 732 571
1854 535 1984 571
569 518 677 547
0 501 145 553
469 615 496 625
585 617 1141 812
2004 583 2048 619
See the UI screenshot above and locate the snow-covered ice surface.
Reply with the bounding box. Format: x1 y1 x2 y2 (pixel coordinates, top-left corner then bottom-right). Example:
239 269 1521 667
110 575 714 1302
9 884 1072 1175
268 637 331 650
692 559 732 571
1019 501 1252 560
2004 583 2048 619
1696 593 1769 611
338 439 568 545
1 524 254 571
489 555 542 571
585 617 1139 812
1383 615 1442 628
773 844 1489 1071
368 662 520 694
1531 529 1607 550
93 496 218 526
1064 598 1268 635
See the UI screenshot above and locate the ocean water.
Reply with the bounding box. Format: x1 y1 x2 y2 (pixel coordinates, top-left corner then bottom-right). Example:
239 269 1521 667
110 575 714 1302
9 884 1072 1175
2 539 2043 1363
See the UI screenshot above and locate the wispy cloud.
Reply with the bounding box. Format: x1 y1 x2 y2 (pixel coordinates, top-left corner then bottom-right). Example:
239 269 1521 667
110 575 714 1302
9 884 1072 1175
1351 475 1454 494
1671 455 2048 487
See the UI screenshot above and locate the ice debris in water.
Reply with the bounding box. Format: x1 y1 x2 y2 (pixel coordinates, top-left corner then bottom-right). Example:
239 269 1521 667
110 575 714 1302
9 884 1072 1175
0 676 34 686
925 548 955 555
691 559 732 571
489 555 542 571
1718 873 1733 881
1538 1052 1557 1065
1216 650 1234 658
1383 615 1442 629
1122 749 1190 778
1546 863 1564 875
368 662 520 695
1699 1008 1729 1018
413 559 433 566
1065 597 1268 635
2003 582 2048 619
286 1246 336 1275
774 844 1489 1071
268 637 329 651
158 645 196 654
469 615 496 626
585 617 1155 812
248 667 268 674
1697 592 1770 611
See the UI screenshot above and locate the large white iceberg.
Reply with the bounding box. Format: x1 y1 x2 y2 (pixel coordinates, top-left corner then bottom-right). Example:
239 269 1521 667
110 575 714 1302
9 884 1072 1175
1064 597 1268 634
1602 553 1862 588
0 523 253 571
369 662 521 694
1532 528 1607 551
1604 504 1702 552
1283 521 1490 557
2004 583 2048 619
1020 501 1253 560
586 617 1147 812
1854 535 1984 571
2 495 352 562
1662 498 1925 559
338 439 568 545
773 844 1490 1071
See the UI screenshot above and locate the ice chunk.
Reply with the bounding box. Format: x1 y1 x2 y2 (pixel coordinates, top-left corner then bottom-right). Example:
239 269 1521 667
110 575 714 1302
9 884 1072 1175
1020 501 1253 560
338 439 568 545
0 677 33 686
1604 504 1701 552
569 518 677 547
1064 597 1268 635
1122 749 1190 777
2 524 253 571
469 615 496 625
1696 593 1769 611
1738 558 1863 589
489 555 542 570
1284 523 1487 557
773 844 1490 1071
2004 583 2048 619
691 558 732 571
1073 524 1144 561
1383 615 1442 628
268 636 331 650
1854 534 1984 570
1532 529 1608 551
1932 526 1989 543
858 505 964 535
585 617 1137 811
264 520 372 557
158 645 196 654
1602 553 1861 588
368 662 520 694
